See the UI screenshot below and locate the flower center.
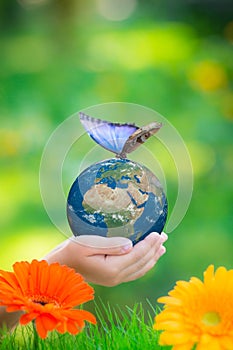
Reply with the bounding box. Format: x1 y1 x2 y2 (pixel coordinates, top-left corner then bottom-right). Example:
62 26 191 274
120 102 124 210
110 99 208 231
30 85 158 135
202 311 221 326
31 295 59 306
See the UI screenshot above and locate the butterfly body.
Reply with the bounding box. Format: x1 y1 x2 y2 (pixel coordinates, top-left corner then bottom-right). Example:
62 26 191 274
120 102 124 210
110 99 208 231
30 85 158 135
79 112 162 158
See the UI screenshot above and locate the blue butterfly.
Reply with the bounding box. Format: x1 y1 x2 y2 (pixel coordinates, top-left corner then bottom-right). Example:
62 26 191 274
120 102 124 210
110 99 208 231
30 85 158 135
79 112 162 158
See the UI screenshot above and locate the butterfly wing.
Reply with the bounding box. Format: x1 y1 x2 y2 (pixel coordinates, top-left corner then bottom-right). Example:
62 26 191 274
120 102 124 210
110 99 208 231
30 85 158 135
79 112 138 155
121 122 162 157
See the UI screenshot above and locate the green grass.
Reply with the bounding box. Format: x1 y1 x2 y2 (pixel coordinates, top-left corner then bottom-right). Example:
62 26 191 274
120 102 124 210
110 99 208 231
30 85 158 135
0 301 171 350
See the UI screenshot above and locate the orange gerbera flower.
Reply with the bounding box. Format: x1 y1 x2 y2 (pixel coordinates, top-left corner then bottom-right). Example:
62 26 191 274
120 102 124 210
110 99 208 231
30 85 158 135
0 259 96 338
154 265 233 350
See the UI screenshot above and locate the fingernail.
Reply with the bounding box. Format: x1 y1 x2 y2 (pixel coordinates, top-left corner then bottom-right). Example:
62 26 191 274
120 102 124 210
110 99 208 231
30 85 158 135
121 243 132 253
160 233 168 243
159 245 166 257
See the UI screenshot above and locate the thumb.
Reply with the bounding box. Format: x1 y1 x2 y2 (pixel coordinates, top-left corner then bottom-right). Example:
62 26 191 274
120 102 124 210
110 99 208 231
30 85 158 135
71 235 133 256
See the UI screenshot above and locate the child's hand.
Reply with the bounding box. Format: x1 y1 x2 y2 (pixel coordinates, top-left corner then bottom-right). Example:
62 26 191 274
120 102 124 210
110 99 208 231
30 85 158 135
45 232 167 286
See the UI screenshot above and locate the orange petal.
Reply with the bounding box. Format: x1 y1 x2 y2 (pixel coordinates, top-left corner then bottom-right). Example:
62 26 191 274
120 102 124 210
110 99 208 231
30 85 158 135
36 316 48 339
56 322 66 334
40 313 58 330
62 287 94 307
66 320 83 334
20 312 39 325
0 271 19 290
13 261 30 294
35 314 58 339
29 260 51 295
65 309 97 325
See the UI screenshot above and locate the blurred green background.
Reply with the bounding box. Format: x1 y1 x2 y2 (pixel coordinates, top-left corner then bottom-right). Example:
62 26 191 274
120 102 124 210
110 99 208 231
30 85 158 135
0 0 233 311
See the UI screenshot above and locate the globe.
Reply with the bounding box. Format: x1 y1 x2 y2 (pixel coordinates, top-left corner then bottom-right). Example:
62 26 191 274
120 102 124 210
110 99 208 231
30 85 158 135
67 158 167 245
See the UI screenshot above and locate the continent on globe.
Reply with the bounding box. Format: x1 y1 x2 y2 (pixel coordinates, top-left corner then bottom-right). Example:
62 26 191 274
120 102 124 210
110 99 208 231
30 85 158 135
67 158 167 245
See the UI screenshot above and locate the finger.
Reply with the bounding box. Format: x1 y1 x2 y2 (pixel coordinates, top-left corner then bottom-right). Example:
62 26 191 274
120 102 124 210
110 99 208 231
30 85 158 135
160 232 168 243
154 244 166 262
144 231 168 245
118 242 159 278
144 231 167 246
107 232 164 278
124 245 166 282
71 235 133 255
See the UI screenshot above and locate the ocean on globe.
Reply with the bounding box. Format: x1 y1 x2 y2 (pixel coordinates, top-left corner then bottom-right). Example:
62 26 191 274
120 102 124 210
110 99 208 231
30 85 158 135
67 158 167 245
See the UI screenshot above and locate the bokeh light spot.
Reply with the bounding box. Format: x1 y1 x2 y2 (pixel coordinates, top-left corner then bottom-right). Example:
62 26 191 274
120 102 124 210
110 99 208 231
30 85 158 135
224 21 233 44
96 0 137 21
221 91 233 120
86 25 195 71
17 0 50 8
0 129 21 157
189 60 228 92
187 141 216 176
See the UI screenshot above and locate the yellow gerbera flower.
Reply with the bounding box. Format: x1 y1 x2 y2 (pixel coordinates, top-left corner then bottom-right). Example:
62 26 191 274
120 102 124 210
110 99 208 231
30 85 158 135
154 265 233 350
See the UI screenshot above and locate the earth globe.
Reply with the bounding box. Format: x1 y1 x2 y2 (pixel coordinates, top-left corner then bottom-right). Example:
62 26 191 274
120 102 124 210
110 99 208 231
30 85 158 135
67 113 168 245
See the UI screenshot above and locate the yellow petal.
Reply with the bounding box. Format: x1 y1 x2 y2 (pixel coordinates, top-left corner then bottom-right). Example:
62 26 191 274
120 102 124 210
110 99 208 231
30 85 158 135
159 331 195 345
157 296 182 306
155 310 184 322
220 335 233 349
173 343 196 350
203 265 215 284
154 320 186 332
